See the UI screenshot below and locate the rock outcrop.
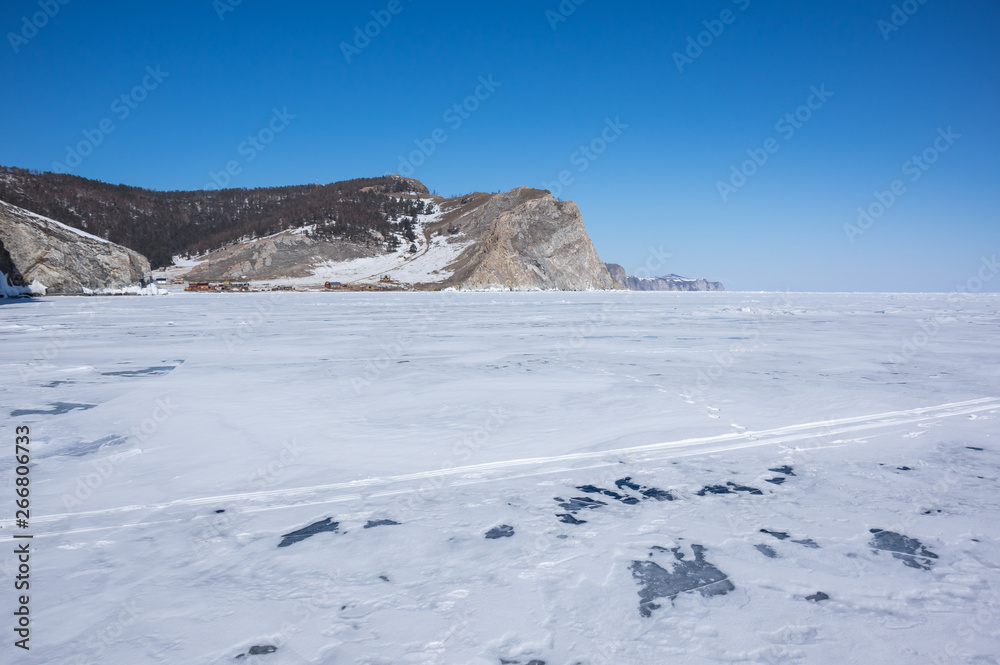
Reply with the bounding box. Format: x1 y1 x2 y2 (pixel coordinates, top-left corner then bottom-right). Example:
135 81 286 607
431 188 621 291
1 238 33 297
0 199 151 295
605 263 724 292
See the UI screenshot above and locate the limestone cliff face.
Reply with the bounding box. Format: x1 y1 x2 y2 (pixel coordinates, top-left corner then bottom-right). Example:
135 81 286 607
437 188 620 291
0 199 151 294
605 263 724 292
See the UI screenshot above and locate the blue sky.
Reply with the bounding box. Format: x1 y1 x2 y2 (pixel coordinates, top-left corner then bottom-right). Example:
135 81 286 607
1 0 998 291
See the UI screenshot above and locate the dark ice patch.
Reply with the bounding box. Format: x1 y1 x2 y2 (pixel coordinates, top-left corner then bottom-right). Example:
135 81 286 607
641 487 674 501
486 525 514 539
555 496 606 512
62 435 128 457
235 645 277 659
761 529 790 540
11 402 96 417
869 529 939 570
697 482 763 496
278 518 340 548
575 478 675 505
765 477 786 485
769 466 795 476
754 544 778 559
557 513 586 525
102 365 178 377
630 544 734 617
792 539 820 549
967 447 984 451
897 466 912 471
806 592 830 602
576 485 640 505
364 519 400 529
616 477 641 491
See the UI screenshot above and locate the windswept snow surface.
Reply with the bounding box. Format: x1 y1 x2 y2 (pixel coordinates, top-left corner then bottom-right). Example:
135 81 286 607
3 291 1000 664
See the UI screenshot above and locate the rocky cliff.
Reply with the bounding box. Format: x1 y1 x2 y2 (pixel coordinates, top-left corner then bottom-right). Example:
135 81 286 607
605 263 724 292
436 189 620 291
1 238 33 298
0 199 151 295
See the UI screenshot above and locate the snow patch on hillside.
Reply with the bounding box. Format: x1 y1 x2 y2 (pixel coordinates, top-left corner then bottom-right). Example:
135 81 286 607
266 201 473 287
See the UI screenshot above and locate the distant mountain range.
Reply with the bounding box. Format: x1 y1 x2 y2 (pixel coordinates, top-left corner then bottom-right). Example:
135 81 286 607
605 264 724 292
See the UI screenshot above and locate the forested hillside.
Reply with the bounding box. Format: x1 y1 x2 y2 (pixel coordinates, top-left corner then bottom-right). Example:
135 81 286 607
0 167 430 267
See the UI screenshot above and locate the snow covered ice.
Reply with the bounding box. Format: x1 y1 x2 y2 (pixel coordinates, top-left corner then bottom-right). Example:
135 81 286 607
2 291 1000 664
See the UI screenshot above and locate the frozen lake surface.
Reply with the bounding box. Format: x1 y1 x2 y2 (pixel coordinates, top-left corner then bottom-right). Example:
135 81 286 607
2 291 999 664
